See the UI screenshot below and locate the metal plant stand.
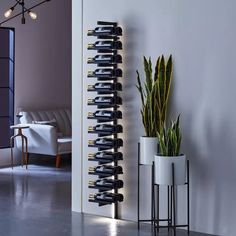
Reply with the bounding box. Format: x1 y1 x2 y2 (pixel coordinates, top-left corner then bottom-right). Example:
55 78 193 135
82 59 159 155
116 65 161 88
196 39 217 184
153 160 190 236
137 142 156 229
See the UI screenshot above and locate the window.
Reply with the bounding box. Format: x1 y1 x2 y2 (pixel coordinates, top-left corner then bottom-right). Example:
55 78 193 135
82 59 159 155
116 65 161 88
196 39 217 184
0 27 15 148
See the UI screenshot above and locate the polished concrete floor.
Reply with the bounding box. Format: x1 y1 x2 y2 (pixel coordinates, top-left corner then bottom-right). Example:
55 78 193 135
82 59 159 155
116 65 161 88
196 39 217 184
0 158 215 236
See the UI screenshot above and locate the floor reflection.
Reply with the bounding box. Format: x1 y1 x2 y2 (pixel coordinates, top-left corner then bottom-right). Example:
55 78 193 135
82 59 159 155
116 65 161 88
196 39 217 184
0 164 214 236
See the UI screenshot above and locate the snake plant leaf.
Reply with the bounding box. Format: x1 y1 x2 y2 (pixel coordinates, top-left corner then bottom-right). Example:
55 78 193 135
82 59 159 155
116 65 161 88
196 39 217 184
148 57 153 83
158 116 182 156
154 56 160 82
144 83 149 98
150 92 154 134
176 114 180 127
136 70 144 106
158 56 166 112
143 56 152 93
136 55 173 137
156 74 161 112
176 115 181 154
142 105 148 136
165 55 172 100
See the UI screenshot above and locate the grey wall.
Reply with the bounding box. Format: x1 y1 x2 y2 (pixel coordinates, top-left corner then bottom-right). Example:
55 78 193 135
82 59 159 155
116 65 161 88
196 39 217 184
0 0 71 166
72 0 82 213
72 0 236 235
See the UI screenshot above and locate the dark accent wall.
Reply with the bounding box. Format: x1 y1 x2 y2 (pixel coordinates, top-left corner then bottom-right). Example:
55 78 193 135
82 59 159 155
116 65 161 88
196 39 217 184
0 0 71 165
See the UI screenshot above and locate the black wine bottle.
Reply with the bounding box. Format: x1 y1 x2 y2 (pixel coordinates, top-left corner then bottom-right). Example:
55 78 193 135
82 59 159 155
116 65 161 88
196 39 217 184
88 83 122 92
89 193 124 202
88 152 123 160
87 55 122 64
87 41 122 50
88 69 122 78
88 138 123 147
87 26 122 36
88 96 122 105
88 111 122 119
89 165 123 175
88 124 123 133
89 179 124 189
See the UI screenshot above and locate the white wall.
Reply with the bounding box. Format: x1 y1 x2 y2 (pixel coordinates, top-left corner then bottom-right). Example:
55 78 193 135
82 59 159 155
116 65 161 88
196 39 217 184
72 0 236 235
0 0 71 166
72 0 82 213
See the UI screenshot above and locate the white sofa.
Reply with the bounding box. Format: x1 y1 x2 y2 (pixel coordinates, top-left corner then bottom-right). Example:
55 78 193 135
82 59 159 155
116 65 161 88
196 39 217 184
17 108 71 168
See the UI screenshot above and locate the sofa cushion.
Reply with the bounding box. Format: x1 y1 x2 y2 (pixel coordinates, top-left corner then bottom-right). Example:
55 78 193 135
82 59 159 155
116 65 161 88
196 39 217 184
20 109 71 136
32 118 57 128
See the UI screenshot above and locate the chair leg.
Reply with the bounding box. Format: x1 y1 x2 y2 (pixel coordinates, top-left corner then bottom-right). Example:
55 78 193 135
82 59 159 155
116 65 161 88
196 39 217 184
22 135 28 170
56 154 61 168
10 137 14 169
27 153 29 166
21 136 25 168
10 134 20 169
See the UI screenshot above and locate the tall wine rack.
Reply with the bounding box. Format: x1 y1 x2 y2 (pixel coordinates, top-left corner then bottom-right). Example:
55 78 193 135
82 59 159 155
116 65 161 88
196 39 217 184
87 21 124 219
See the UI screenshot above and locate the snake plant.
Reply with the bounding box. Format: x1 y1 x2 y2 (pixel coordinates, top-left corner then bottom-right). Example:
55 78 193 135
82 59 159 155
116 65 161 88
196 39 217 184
158 115 182 156
136 55 173 137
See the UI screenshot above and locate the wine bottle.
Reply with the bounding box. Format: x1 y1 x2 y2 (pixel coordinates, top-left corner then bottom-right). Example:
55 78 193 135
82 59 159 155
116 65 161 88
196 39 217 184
89 179 123 189
96 179 123 188
88 151 123 160
87 69 122 78
87 41 122 50
89 192 124 202
88 83 122 92
88 124 123 133
87 26 122 36
89 165 123 175
87 55 122 64
88 96 122 105
88 111 122 119
88 138 123 147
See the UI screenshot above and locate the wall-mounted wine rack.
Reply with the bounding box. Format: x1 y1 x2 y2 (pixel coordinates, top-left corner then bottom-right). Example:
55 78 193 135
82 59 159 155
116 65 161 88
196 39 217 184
87 21 123 219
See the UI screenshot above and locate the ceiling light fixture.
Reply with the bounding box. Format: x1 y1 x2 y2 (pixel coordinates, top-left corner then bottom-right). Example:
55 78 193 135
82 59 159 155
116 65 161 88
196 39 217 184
1 0 51 26
4 7 15 18
28 10 37 20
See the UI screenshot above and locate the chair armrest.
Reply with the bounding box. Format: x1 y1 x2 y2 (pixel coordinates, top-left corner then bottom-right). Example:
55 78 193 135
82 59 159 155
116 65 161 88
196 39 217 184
16 124 58 156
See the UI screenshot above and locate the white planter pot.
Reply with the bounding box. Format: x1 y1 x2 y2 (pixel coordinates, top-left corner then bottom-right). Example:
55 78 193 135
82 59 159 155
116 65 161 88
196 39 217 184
140 137 158 165
154 154 186 185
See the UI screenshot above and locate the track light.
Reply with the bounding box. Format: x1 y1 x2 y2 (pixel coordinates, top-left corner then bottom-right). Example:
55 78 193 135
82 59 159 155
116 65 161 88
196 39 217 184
4 7 14 18
28 11 37 20
1 0 51 26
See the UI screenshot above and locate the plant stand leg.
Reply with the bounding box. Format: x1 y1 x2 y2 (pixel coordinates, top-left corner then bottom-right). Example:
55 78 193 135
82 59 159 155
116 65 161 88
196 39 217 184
187 160 190 234
151 162 154 227
171 185 173 226
137 143 140 230
157 184 159 232
168 186 170 231
153 184 156 228
172 163 176 236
